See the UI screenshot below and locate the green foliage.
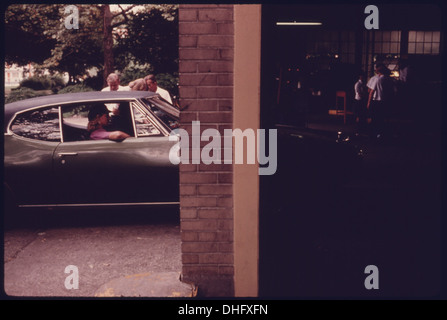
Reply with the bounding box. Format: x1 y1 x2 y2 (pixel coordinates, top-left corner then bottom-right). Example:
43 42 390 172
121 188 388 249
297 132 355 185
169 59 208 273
19 75 66 91
43 5 103 80
19 76 52 90
51 76 66 88
5 4 60 65
5 88 50 103
156 73 179 97
115 5 179 75
119 61 154 85
83 75 105 91
6 4 179 86
57 83 95 94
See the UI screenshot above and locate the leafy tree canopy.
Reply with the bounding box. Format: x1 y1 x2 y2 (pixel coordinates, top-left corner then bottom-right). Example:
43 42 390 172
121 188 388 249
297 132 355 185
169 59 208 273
115 5 179 75
5 4 60 65
5 4 179 84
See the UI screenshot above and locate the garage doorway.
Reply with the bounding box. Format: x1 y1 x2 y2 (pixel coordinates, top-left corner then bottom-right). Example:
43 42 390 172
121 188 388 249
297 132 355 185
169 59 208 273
258 4 443 298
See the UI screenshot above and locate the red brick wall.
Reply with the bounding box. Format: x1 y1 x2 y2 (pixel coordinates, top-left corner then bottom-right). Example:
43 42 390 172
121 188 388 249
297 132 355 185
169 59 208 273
178 4 234 297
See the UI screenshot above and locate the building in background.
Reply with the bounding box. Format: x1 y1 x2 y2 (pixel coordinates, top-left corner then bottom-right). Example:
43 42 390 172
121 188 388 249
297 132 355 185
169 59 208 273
4 63 28 86
263 4 442 127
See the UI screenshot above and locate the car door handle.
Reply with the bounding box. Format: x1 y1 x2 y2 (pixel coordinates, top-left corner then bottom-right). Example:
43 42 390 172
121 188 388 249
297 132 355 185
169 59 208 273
58 152 78 157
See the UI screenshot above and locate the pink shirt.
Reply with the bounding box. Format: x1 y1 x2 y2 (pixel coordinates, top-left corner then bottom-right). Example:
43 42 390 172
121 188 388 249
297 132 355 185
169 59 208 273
90 128 110 140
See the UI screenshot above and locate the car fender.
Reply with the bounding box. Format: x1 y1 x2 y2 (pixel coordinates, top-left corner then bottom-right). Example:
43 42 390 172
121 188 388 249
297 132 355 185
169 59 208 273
3 182 18 212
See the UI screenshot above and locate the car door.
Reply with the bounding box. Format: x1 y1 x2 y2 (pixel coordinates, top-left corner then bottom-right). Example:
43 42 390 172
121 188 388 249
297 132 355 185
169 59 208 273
4 105 61 206
52 102 178 206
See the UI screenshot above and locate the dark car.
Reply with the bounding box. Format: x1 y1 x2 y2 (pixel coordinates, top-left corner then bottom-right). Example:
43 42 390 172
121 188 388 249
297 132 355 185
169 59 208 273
4 91 180 212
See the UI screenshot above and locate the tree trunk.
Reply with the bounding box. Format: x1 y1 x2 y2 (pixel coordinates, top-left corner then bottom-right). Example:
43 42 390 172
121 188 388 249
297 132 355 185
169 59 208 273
103 5 114 87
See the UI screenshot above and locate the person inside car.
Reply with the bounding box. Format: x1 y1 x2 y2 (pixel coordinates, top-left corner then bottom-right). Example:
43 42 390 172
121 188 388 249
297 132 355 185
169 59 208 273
87 104 130 141
108 103 134 136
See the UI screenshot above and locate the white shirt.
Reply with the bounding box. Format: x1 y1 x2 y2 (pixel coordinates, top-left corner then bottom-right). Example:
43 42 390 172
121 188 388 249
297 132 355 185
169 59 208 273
354 80 367 100
155 87 172 104
367 74 393 101
367 75 381 100
101 85 131 92
101 85 131 111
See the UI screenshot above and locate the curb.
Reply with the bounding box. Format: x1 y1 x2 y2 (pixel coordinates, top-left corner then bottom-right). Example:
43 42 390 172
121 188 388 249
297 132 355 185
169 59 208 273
94 272 197 298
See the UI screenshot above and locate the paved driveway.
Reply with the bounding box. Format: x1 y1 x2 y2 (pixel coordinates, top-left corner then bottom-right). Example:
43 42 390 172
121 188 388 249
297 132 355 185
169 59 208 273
3 207 182 297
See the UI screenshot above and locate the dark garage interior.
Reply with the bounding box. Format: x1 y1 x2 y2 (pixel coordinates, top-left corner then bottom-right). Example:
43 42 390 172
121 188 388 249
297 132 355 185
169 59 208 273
259 4 443 298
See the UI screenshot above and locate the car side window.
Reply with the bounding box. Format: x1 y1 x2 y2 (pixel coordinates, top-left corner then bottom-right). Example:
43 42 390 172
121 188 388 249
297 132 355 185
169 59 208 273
10 106 61 142
132 106 161 137
61 102 135 142
61 104 91 142
142 97 180 130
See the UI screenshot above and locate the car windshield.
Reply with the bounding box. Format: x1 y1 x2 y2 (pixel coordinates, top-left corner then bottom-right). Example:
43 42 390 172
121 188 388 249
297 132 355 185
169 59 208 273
142 97 180 130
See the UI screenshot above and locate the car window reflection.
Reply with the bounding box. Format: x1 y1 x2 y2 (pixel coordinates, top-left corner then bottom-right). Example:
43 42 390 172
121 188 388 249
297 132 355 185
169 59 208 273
142 97 180 130
10 107 61 142
132 105 161 137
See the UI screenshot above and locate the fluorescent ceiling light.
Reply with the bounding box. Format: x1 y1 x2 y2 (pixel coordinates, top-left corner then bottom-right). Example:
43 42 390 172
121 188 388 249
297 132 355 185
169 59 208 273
276 22 322 26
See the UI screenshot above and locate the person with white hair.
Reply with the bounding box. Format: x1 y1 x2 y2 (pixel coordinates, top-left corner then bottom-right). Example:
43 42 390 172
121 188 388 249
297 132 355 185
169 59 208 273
101 73 130 92
101 73 130 112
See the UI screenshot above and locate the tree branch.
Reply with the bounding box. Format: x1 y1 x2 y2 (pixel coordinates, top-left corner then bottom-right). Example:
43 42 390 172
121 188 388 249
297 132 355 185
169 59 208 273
111 20 127 29
111 5 138 28
111 4 137 19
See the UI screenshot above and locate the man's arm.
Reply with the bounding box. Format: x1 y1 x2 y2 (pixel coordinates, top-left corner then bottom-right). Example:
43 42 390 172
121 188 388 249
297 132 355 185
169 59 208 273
108 131 130 141
367 88 374 109
366 76 377 110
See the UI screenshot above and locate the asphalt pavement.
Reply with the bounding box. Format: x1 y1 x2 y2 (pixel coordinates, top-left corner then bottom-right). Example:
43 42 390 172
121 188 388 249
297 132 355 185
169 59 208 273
3 207 195 298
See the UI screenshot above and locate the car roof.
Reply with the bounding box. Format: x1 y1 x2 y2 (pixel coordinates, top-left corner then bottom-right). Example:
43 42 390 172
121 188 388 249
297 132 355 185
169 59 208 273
4 91 177 131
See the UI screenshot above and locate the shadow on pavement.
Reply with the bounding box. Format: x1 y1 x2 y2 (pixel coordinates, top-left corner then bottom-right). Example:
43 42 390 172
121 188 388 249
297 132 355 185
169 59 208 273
4 205 180 231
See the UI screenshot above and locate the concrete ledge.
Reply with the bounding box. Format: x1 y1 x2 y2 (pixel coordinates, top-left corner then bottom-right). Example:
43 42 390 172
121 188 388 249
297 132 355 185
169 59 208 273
95 272 197 298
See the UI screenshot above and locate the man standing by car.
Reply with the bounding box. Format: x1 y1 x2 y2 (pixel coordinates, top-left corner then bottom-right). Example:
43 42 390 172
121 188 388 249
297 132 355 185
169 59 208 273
366 64 394 139
102 73 130 112
101 73 130 92
144 74 173 104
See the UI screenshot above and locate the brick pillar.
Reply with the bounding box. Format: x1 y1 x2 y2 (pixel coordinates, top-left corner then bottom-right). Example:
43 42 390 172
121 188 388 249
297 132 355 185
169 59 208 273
178 4 234 297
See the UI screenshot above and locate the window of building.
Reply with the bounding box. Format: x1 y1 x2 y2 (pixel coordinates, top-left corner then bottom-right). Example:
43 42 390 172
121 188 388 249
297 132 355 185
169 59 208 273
408 31 441 55
339 31 356 64
305 30 356 64
373 31 401 54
